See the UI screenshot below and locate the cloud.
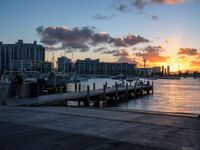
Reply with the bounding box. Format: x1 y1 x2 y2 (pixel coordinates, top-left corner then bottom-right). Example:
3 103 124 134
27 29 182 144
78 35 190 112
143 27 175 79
124 35 149 46
190 61 200 66
110 35 149 47
152 0 184 4
135 45 168 62
102 49 119 54
45 46 57 51
101 49 129 57
93 47 107 53
177 48 199 56
92 14 115 20
90 32 110 46
113 49 134 63
36 25 94 51
36 25 149 52
113 0 185 12
151 15 159 20
116 56 134 63
113 49 129 57
112 0 186 20
113 2 130 12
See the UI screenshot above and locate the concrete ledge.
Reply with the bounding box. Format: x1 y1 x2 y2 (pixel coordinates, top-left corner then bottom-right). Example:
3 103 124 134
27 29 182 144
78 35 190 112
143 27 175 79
0 107 199 149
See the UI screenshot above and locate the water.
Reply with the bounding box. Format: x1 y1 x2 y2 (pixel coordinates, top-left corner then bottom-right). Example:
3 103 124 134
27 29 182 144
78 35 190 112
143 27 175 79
68 78 200 114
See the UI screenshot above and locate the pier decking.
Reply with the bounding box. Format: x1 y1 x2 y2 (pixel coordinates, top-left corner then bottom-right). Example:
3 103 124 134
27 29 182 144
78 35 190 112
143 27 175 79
2 83 153 107
0 107 199 150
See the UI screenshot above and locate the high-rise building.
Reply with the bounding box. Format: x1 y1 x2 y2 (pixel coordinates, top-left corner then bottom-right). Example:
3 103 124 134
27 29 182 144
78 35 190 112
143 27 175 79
167 65 170 75
0 40 45 73
75 58 136 75
76 58 100 75
57 56 72 73
161 65 164 75
152 66 161 74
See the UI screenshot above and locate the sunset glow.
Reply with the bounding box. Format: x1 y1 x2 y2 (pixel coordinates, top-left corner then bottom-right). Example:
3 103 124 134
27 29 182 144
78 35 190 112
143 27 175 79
1 0 200 72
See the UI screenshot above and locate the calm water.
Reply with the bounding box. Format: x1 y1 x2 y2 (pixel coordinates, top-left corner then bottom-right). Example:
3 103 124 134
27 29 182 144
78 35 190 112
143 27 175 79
68 78 200 114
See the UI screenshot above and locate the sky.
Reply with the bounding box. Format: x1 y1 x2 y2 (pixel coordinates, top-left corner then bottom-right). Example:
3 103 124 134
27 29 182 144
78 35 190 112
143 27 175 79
1 0 200 71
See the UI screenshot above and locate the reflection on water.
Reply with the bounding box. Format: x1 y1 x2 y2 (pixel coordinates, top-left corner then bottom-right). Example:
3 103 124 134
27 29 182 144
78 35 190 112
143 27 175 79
68 78 200 114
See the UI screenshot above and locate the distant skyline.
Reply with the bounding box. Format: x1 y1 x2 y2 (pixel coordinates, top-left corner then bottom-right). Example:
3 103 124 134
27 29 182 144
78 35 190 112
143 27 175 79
1 0 200 71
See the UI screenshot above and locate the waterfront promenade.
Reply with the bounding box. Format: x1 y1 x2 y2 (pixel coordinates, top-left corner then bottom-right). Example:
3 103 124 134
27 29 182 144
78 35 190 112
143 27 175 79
0 106 199 150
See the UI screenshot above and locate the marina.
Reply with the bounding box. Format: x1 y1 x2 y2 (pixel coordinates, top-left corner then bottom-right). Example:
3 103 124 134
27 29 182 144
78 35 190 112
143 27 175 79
1 0 200 149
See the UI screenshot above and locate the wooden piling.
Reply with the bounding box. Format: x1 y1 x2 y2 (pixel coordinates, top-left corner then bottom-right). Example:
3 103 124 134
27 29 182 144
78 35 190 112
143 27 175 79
103 84 106 107
1 84 7 106
93 82 95 91
75 82 77 92
126 83 128 99
140 84 143 96
84 85 90 106
78 100 81 106
78 83 81 92
115 82 118 100
147 85 149 95
105 82 108 88
152 81 154 94
134 82 137 96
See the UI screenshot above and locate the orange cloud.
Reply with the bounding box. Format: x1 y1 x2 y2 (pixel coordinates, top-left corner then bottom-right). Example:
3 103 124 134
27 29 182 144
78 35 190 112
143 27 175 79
135 46 169 63
177 48 200 56
152 0 185 4
190 61 200 67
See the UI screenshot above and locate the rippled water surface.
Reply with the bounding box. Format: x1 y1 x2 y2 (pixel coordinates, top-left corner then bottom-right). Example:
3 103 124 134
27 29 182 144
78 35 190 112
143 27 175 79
69 78 200 114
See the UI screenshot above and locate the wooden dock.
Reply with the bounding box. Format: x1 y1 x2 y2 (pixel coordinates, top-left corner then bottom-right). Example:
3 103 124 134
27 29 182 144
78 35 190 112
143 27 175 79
2 82 153 107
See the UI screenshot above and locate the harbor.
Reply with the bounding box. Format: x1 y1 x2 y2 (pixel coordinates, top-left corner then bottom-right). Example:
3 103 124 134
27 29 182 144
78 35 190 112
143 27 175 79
1 0 200 148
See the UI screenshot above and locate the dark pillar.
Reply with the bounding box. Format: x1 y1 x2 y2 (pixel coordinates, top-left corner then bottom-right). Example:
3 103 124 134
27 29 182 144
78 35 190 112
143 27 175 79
93 82 96 91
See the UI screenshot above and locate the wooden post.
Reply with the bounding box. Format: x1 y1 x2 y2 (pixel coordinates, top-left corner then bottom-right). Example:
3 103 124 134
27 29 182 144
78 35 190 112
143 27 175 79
78 83 81 92
85 85 90 106
152 81 154 94
126 82 128 99
134 82 137 96
1 84 7 106
78 100 81 106
75 82 77 92
93 82 95 91
140 83 143 96
115 82 118 100
103 84 106 107
147 81 150 95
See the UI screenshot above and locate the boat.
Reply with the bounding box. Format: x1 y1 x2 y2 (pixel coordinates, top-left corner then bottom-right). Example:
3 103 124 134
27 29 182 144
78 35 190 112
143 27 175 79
159 76 181 80
126 77 140 82
110 74 126 80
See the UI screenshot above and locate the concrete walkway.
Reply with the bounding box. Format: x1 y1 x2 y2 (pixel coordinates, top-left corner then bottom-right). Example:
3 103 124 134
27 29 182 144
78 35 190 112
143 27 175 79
0 106 199 150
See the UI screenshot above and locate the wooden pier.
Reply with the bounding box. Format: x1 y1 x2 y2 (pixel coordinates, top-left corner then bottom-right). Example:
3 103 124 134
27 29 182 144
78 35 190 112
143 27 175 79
2 81 153 107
